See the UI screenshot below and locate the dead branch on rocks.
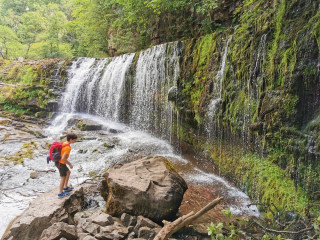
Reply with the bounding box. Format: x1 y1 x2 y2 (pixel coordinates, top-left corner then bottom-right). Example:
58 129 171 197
154 196 224 240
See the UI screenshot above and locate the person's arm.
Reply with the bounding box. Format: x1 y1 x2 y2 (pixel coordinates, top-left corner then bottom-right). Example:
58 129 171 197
61 153 73 169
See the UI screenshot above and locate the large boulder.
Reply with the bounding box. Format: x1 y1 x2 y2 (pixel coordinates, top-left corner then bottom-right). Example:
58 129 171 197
102 156 188 223
3 186 84 240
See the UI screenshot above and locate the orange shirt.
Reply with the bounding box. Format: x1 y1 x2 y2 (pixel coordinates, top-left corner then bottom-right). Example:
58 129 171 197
60 142 71 164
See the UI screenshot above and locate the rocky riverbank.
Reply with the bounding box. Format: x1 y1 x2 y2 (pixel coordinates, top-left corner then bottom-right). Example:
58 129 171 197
3 156 189 240
0 113 259 239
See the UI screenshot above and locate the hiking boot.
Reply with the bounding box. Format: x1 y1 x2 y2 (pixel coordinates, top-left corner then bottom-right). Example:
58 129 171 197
58 192 70 198
63 186 74 192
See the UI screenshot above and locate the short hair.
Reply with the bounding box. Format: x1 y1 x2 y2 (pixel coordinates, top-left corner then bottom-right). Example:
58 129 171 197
67 133 78 141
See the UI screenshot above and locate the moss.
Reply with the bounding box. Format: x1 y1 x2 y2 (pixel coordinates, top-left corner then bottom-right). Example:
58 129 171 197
0 59 68 115
1 141 37 166
163 158 177 173
208 142 309 217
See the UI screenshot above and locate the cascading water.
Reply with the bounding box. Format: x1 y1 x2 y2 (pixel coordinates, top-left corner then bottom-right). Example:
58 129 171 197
60 54 135 121
130 42 181 137
205 37 231 139
57 42 181 138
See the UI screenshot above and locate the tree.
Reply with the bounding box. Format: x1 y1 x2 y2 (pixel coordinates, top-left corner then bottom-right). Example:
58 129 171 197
18 11 45 58
0 25 20 59
45 9 67 57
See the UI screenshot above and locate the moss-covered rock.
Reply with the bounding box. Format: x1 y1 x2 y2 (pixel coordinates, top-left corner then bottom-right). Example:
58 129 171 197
0 59 71 117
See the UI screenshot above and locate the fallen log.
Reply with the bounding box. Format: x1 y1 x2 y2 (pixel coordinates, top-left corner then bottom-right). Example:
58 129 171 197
154 196 224 240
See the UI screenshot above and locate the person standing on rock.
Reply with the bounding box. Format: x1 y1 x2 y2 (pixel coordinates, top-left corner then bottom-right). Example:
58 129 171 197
56 133 77 198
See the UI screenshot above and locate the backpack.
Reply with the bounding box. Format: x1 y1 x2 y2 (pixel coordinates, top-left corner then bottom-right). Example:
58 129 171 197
47 142 70 164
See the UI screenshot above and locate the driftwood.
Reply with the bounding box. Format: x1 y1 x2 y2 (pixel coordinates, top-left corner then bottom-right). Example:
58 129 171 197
154 196 224 240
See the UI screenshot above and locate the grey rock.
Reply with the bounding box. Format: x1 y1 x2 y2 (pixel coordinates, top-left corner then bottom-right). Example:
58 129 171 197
80 219 101 235
47 100 59 112
133 216 160 235
77 119 103 131
40 222 77 240
96 222 128 240
103 156 187 223
91 212 114 226
121 213 137 227
168 86 178 102
3 187 84 240
126 232 136 240
137 226 157 239
78 233 92 240
83 236 98 240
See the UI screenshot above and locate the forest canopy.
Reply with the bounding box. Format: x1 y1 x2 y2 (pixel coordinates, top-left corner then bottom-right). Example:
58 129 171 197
0 0 227 59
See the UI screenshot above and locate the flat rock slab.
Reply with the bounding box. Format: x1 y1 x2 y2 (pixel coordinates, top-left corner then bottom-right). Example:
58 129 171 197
3 186 84 240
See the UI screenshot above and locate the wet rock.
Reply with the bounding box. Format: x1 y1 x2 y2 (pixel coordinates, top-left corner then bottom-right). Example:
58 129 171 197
47 100 59 112
3 186 84 240
103 142 115 149
40 222 77 240
109 128 121 134
35 111 49 118
103 156 188 223
30 172 39 179
0 118 12 125
77 119 103 131
168 86 178 102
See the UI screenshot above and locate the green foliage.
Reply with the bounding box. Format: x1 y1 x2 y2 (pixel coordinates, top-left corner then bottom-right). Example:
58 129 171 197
18 11 46 58
208 209 245 240
314 216 320 239
3 103 30 114
0 25 23 59
208 222 224 239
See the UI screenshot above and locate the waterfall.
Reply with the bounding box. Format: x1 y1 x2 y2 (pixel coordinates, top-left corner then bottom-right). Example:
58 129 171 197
60 54 135 121
205 37 231 138
51 42 181 139
129 42 181 137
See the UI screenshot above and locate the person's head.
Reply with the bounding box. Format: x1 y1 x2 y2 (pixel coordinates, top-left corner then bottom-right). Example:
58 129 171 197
66 133 77 143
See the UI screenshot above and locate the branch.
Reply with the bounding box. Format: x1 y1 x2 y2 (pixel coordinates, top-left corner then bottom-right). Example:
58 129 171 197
253 219 314 235
154 196 224 240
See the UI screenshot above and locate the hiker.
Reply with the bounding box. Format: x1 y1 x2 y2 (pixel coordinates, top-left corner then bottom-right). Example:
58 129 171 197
56 133 77 198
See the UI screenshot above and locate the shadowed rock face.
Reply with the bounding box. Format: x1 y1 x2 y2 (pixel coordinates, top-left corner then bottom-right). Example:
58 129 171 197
103 155 188 223
3 187 84 240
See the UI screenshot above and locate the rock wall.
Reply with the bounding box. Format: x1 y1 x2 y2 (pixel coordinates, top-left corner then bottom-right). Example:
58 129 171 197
171 0 320 216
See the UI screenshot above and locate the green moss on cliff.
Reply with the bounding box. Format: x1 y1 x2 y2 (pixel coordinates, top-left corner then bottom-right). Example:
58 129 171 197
174 0 320 218
0 59 69 115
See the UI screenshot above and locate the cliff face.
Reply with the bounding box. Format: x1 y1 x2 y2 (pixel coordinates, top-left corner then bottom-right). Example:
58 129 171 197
174 0 320 215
